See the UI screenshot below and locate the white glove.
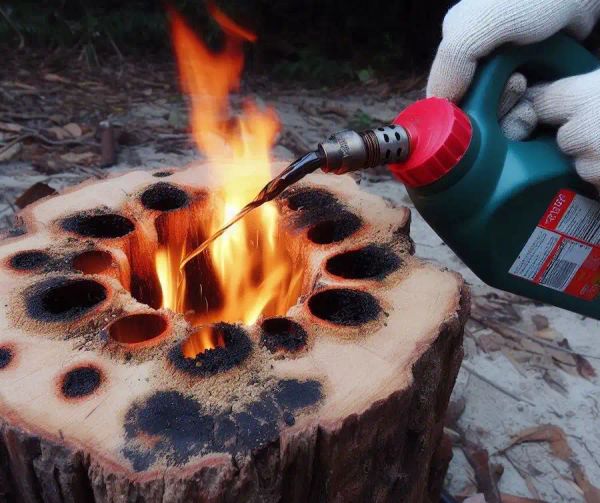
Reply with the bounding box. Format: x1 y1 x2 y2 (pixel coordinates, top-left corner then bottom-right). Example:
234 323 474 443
501 70 600 188
427 0 600 102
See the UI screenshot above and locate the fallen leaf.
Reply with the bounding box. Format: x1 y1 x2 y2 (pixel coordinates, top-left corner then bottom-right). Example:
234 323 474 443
462 443 502 503
477 333 503 353
445 396 466 427
60 152 95 164
542 369 568 395
531 314 549 331
534 327 558 341
0 142 22 162
63 123 82 138
15 183 57 209
500 493 545 503
0 122 23 133
43 73 70 83
558 338 596 380
464 494 487 503
509 424 571 460
47 126 69 140
572 465 600 503
575 355 597 380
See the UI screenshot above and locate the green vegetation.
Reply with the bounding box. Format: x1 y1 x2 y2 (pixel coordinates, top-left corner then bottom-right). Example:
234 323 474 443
0 0 456 83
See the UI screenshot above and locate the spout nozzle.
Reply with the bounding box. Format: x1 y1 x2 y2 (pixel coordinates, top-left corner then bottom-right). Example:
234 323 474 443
318 125 409 175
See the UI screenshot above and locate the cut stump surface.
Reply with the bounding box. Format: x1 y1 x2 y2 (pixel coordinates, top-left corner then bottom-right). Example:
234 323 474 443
0 164 468 502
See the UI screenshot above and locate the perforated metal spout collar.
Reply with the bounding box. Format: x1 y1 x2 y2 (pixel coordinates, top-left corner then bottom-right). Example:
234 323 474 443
388 97 472 188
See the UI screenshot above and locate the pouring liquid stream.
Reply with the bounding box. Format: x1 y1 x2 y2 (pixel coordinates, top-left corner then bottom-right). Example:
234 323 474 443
178 150 324 279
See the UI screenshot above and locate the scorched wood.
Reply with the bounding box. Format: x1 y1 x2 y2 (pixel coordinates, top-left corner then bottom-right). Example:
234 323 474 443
0 164 468 502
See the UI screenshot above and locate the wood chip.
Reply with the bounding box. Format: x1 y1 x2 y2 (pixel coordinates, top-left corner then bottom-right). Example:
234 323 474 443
15 182 57 209
43 73 70 84
0 122 23 133
0 142 21 162
531 314 549 331
63 122 83 138
60 152 95 164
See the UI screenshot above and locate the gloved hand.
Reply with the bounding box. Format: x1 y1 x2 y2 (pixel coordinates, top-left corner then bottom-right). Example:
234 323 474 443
427 0 600 101
501 70 600 187
428 0 600 188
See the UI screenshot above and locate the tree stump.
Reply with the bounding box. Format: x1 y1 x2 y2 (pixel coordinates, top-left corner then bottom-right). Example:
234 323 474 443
0 165 468 502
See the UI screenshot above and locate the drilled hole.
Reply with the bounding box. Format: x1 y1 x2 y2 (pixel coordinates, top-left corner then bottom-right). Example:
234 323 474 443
152 171 173 178
62 213 134 239
170 323 252 376
395 132 401 141
0 347 13 369
109 313 168 345
10 250 50 271
384 133 390 143
26 278 107 322
308 288 381 325
396 148 402 157
286 188 339 211
141 183 189 212
385 150 391 159
61 365 102 398
261 317 307 352
72 250 113 275
307 212 362 244
326 245 401 279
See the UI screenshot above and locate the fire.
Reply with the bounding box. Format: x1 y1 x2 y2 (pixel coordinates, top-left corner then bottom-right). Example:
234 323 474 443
182 326 225 358
155 5 303 326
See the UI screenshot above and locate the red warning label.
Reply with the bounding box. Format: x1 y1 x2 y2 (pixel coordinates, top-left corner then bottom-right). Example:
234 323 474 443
509 189 600 301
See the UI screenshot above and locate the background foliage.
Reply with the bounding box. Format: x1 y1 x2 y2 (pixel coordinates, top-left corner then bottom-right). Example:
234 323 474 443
0 0 456 83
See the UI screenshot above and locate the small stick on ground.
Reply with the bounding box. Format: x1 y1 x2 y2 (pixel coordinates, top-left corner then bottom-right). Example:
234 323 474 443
462 361 535 406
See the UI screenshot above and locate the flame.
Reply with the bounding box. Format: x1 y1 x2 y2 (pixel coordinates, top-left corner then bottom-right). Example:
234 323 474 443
155 5 303 326
182 326 225 358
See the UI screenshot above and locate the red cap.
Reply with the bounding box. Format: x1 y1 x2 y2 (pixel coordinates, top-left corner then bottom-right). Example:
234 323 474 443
388 97 472 187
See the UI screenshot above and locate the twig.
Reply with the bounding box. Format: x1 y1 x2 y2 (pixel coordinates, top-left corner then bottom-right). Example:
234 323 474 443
1 130 96 148
105 30 124 60
462 442 503 503
0 6 25 49
462 361 536 406
0 134 26 155
470 315 600 360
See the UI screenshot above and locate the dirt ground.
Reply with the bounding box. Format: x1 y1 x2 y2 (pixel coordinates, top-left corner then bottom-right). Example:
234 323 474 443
1 54 599 503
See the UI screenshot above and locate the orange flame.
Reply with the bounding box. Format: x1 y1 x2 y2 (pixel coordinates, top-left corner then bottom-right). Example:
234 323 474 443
156 6 303 326
182 326 225 358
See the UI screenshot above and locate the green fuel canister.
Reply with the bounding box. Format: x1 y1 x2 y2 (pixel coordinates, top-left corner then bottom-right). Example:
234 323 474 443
388 34 600 319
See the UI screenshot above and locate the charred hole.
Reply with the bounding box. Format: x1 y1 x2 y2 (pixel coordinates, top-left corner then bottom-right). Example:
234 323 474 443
0 347 13 369
307 211 362 244
9 250 51 271
260 317 307 353
61 365 102 398
285 188 340 211
152 171 173 178
283 188 347 228
61 213 134 239
26 277 107 322
141 183 190 212
72 250 114 275
109 313 168 345
325 245 402 279
308 288 381 325
170 323 252 376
